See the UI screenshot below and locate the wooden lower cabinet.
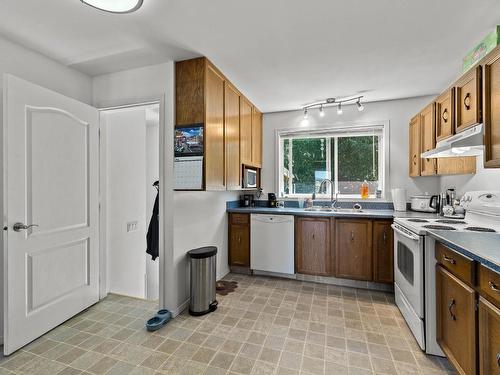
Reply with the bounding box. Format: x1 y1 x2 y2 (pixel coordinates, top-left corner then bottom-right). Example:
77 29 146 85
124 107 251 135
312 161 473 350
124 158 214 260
228 214 250 268
373 221 394 283
335 219 373 281
479 297 500 375
295 217 332 276
436 265 477 375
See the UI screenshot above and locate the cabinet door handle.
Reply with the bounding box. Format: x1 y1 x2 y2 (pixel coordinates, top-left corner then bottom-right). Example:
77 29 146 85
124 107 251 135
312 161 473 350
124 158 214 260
312 233 315 239
238 236 241 243
489 281 500 293
463 93 471 110
351 231 354 241
443 255 456 265
496 353 500 367
442 108 449 123
413 155 417 166
383 232 387 242
448 299 456 320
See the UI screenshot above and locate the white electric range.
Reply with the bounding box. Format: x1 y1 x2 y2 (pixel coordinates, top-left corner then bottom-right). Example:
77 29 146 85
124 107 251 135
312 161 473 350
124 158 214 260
392 191 500 356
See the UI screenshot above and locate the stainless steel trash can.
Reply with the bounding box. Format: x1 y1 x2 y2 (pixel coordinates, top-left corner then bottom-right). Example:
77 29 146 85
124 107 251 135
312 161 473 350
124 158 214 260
188 246 218 316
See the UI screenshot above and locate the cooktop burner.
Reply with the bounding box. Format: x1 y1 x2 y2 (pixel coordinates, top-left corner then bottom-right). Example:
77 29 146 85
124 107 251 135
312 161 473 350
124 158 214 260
407 219 429 223
423 225 457 231
464 227 496 233
435 220 467 224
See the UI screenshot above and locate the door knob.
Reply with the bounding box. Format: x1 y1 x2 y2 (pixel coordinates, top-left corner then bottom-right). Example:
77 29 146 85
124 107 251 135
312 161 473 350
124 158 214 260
13 222 39 232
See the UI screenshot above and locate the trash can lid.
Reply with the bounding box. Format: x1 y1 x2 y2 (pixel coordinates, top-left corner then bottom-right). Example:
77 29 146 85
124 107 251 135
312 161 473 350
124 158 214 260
188 246 217 259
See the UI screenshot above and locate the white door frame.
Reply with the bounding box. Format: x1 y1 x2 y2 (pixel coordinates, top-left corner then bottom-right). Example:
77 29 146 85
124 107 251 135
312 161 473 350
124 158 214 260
98 98 166 309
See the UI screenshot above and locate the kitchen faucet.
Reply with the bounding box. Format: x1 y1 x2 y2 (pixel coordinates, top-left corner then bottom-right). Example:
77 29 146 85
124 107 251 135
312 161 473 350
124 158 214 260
318 179 339 209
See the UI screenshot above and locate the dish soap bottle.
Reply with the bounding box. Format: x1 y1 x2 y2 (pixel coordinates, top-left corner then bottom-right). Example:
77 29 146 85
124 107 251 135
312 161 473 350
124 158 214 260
360 180 369 199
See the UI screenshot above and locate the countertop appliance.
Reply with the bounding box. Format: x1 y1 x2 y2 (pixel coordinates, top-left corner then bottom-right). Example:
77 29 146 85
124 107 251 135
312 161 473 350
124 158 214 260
392 191 500 356
268 193 277 208
250 214 294 275
243 167 257 188
392 188 407 211
410 194 439 213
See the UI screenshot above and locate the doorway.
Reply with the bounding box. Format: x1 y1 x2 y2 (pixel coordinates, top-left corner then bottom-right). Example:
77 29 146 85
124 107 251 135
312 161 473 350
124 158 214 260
100 103 160 301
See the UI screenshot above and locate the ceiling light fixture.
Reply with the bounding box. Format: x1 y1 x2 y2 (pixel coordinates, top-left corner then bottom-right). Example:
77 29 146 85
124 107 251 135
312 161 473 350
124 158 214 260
81 0 144 13
357 98 364 112
302 95 364 117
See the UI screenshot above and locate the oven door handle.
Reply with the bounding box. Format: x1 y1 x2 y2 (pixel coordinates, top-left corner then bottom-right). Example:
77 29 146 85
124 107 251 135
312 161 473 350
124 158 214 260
391 224 420 241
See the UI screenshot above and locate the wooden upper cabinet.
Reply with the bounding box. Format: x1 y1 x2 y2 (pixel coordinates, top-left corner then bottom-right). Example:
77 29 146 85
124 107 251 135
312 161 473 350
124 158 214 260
295 217 332 276
479 297 500 375
456 66 482 133
373 221 394 283
251 108 263 168
420 103 437 176
176 58 205 126
224 83 241 190
436 265 477 375
409 115 421 177
436 88 455 141
335 219 373 281
240 97 253 166
483 47 500 168
204 64 226 190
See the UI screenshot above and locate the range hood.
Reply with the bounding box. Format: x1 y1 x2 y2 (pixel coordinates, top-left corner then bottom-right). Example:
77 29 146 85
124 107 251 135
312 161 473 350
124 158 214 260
421 124 484 158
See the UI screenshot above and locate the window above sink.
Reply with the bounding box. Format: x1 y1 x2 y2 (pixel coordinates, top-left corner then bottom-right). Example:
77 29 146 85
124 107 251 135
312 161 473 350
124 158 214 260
277 123 389 199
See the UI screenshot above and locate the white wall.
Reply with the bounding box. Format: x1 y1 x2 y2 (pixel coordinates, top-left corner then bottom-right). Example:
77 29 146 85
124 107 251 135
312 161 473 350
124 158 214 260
146 113 160 300
0 36 92 344
92 63 237 313
104 108 148 299
439 154 500 195
262 96 441 201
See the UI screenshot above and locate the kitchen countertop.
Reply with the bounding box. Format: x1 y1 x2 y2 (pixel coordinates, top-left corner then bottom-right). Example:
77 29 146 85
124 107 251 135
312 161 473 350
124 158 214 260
227 206 441 220
427 230 500 272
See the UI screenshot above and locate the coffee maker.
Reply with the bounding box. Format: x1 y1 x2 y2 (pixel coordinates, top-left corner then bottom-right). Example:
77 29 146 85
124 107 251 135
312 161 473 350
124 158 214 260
240 194 254 207
268 193 277 208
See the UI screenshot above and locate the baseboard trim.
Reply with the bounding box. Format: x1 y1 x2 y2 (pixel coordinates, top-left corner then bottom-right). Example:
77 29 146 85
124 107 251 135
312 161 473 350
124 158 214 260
171 299 190 318
295 273 394 292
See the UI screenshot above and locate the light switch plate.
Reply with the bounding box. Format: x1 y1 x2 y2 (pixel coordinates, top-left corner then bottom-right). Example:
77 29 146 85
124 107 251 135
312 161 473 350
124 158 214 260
126 221 138 232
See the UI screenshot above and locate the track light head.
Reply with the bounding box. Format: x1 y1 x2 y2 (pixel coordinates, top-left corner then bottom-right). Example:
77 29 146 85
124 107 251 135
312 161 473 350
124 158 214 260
303 108 308 119
357 99 364 112
337 103 343 115
319 106 325 117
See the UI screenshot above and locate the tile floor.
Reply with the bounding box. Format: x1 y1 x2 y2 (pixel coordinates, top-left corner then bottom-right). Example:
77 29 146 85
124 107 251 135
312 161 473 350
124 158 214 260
0 273 455 374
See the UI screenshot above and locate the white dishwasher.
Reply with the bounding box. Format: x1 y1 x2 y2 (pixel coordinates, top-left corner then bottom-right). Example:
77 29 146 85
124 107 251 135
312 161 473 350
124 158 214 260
250 214 295 275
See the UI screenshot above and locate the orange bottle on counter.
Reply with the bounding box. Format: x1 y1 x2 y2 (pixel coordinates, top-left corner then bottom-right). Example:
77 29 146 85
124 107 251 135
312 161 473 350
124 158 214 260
360 180 369 199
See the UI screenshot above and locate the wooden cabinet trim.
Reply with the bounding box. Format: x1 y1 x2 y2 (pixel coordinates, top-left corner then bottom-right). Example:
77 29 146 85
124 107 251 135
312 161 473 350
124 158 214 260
436 88 455 142
479 297 500 375
435 242 475 286
420 103 437 176
479 264 500 308
409 115 421 177
436 265 477 375
483 48 500 168
455 66 482 133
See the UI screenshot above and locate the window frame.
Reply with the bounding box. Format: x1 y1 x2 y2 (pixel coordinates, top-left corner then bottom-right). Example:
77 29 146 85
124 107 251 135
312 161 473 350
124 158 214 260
275 122 390 200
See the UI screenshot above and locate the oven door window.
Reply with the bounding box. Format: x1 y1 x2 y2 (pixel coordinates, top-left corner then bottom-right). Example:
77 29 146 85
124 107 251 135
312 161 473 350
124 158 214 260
397 241 414 285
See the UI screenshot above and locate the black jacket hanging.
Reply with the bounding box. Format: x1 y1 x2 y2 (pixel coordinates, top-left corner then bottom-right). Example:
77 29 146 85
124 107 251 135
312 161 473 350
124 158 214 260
146 189 159 260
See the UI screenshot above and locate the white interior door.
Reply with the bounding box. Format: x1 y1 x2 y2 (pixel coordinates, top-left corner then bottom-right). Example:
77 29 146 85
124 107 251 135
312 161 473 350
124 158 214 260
3 75 100 355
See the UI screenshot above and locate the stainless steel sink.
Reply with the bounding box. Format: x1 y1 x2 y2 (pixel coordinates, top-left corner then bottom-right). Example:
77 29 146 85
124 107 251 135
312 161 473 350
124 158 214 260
303 207 363 213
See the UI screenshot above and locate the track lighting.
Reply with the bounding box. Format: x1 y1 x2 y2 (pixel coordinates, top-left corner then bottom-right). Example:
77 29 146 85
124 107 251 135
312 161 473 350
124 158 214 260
302 95 364 117
357 99 364 112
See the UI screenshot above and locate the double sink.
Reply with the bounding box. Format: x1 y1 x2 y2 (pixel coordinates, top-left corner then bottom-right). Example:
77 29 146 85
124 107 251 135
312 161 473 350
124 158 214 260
303 206 363 213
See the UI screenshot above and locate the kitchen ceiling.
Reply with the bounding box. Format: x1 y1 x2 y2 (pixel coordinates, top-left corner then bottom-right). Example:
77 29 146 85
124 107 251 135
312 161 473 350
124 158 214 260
0 0 499 112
